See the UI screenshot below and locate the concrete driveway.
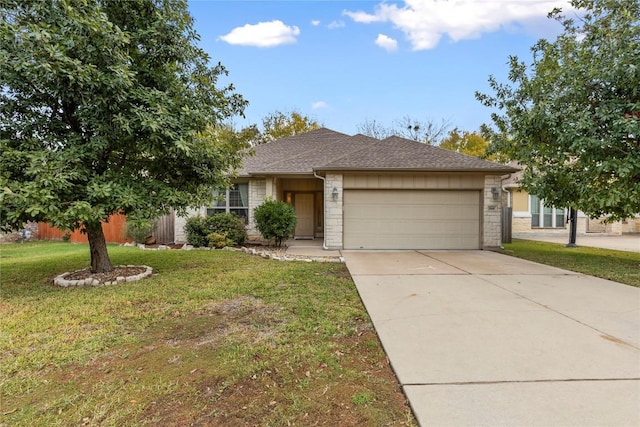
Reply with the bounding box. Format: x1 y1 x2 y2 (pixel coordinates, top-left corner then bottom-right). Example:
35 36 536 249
343 250 640 426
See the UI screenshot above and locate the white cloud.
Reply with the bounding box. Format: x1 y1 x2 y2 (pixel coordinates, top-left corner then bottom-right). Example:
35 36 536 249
219 20 300 47
311 20 320 26
344 0 573 50
342 9 382 24
328 20 346 29
375 34 398 52
312 101 328 110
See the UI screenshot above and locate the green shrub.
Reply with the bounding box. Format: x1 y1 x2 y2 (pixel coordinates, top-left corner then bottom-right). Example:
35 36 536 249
253 198 296 247
125 219 155 244
184 216 209 247
184 213 247 248
207 232 234 249
206 213 247 245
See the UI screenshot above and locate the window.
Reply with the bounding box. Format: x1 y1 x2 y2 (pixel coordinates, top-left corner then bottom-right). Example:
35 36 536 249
530 195 565 228
207 183 249 222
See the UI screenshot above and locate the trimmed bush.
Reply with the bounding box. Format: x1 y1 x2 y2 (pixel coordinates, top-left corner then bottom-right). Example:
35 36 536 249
207 232 234 249
206 213 247 245
253 198 297 247
184 213 247 248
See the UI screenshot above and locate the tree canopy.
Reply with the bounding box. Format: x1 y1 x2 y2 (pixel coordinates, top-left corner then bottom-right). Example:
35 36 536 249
251 110 320 145
476 0 639 221
0 0 248 272
439 128 490 157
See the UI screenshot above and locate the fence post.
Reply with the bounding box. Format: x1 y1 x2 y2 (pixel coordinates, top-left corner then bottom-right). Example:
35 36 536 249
501 207 512 244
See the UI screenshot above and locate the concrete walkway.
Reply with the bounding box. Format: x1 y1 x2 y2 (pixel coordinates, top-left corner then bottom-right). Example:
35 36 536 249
343 250 640 426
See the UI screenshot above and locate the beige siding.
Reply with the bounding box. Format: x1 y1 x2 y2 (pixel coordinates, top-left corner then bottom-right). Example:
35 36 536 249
512 189 529 212
343 190 481 250
343 173 484 190
280 178 323 193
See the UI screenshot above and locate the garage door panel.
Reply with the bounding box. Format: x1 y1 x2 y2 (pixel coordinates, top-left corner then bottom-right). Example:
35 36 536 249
344 190 480 250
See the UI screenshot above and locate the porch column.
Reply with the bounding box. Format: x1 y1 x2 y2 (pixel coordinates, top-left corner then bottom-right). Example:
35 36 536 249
483 175 502 248
265 177 275 199
324 173 343 250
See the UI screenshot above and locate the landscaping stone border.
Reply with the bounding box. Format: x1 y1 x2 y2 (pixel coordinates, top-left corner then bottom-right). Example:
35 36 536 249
235 246 345 263
123 241 344 263
53 265 154 287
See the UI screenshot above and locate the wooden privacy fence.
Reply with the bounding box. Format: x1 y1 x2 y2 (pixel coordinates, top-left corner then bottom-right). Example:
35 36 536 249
38 211 175 244
153 210 175 244
38 214 130 244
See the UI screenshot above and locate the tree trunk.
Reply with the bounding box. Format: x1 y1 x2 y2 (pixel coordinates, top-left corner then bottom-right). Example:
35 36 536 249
86 221 113 273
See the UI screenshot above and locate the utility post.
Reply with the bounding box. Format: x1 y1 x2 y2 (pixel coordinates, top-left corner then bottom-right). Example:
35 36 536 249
566 208 577 247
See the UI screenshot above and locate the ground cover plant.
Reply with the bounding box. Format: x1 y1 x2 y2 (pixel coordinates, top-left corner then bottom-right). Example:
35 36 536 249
0 242 415 426
502 239 640 287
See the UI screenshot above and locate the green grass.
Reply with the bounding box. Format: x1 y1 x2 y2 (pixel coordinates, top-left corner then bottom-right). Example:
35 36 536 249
502 239 640 287
0 242 415 426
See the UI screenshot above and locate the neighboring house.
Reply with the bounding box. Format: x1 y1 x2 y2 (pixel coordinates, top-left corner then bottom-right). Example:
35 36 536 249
502 168 640 235
175 128 517 250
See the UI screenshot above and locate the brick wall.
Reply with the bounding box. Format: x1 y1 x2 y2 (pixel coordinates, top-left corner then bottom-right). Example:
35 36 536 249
247 179 267 241
174 207 205 243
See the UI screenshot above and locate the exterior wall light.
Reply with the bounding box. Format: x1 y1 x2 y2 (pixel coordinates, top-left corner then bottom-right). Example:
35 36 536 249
491 187 500 200
332 187 339 201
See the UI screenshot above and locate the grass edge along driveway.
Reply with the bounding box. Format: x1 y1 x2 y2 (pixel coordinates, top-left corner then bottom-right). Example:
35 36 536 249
502 239 640 287
1 242 416 426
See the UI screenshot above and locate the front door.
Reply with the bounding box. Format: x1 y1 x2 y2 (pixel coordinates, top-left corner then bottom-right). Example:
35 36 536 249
294 193 314 239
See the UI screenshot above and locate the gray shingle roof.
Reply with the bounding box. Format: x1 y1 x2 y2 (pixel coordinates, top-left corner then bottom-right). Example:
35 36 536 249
237 128 517 176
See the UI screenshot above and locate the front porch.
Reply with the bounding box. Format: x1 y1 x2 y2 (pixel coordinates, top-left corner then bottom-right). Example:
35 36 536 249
247 175 342 249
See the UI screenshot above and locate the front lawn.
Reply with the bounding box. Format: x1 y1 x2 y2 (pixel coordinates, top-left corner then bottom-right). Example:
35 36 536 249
0 242 415 426
502 239 640 287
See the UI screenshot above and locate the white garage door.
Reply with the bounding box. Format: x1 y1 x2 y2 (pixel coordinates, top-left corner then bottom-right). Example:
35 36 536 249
343 190 481 250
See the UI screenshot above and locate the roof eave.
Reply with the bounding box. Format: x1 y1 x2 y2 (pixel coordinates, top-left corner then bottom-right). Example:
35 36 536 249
314 167 519 174
245 171 316 177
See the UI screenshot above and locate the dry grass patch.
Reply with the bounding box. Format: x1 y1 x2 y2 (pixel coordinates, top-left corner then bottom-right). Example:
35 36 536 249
1 242 416 426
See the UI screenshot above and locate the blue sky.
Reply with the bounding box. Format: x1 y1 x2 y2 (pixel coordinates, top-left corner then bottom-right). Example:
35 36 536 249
188 0 572 136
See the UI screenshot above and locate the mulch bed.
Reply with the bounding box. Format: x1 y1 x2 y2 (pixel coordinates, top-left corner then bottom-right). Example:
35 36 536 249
61 266 149 285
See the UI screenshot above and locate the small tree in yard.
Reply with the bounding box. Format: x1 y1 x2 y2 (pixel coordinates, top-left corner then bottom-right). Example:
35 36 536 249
0 0 248 273
253 199 296 247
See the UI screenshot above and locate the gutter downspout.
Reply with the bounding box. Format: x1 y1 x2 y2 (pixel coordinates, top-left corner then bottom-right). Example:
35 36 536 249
313 170 329 250
500 173 513 249
500 174 512 207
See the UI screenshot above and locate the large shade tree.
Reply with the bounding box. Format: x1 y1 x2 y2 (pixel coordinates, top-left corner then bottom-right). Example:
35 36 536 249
0 0 248 272
476 0 639 221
